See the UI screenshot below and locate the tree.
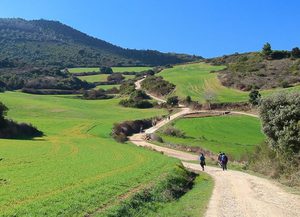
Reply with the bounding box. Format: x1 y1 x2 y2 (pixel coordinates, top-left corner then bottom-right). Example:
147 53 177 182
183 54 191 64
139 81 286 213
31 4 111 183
259 92 300 154
100 66 113 74
262 42 272 58
249 89 261 106
203 90 217 109
291 47 300 58
185 96 192 104
166 96 179 107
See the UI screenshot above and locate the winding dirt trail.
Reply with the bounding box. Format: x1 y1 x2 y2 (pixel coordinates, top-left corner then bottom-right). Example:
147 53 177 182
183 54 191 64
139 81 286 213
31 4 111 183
129 78 300 217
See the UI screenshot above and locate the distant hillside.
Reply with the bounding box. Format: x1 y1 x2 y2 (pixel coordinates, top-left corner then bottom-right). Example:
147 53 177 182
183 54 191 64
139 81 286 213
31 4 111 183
207 51 300 90
0 18 201 67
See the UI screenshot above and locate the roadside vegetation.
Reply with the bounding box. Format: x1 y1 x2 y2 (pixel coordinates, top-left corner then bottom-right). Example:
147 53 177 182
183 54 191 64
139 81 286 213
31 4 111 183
248 92 300 187
101 164 208 217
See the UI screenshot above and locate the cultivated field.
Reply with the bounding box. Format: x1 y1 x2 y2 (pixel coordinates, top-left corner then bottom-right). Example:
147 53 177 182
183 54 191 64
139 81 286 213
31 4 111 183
0 92 180 216
68 66 152 73
157 115 265 160
160 63 300 103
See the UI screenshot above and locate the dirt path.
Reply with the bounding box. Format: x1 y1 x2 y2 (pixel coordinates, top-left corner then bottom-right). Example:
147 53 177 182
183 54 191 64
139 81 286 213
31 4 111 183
129 128 300 217
129 78 300 217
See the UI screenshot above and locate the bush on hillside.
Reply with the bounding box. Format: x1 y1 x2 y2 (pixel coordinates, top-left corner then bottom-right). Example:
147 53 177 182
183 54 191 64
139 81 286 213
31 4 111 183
262 42 272 58
100 66 113 74
119 81 136 95
166 96 179 107
291 47 300 58
107 73 125 83
119 99 153 108
119 90 153 108
249 89 261 106
141 76 175 96
163 126 185 138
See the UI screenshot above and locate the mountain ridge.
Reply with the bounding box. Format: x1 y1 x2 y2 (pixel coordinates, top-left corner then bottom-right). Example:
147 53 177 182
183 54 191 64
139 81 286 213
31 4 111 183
0 18 201 67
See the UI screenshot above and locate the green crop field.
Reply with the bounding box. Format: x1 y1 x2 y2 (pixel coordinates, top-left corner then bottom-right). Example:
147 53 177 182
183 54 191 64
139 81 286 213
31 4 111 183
77 74 109 82
160 63 300 103
0 91 183 216
158 115 265 160
68 66 152 73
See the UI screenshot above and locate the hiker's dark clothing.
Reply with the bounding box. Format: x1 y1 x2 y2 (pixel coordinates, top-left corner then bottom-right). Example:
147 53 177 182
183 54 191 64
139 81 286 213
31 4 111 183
221 154 228 171
200 155 206 171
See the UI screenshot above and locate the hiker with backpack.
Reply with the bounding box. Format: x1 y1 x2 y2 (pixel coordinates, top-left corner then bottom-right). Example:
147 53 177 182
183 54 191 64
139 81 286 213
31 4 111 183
217 152 223 167
199 153 206 171
221 153 228 171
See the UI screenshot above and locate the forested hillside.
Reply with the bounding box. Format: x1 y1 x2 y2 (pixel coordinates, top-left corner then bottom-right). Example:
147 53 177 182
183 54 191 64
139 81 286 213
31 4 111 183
0 18 201 67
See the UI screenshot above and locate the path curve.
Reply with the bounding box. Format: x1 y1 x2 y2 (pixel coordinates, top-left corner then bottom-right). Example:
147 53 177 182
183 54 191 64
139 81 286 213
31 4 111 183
129 78 300 217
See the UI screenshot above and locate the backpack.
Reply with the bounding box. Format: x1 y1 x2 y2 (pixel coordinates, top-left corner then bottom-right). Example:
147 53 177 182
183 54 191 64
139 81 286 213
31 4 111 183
222 155 228 163
200 155 205 162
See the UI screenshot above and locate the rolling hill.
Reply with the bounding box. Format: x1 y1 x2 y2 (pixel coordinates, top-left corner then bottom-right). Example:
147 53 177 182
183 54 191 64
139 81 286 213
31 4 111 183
0 18 201 68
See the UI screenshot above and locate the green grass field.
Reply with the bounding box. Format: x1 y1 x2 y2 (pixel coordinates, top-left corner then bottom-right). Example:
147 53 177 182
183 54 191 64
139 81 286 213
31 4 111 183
77 74 109 82
158 115 265 160
0 91 184 216
68 66 152 73
160 62 300 103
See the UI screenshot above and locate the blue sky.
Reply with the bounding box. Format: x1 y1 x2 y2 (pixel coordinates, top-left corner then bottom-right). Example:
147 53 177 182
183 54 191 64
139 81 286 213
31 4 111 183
1 0 299 57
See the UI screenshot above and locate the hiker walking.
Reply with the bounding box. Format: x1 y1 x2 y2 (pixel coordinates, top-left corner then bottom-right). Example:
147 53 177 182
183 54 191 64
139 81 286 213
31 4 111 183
221 153 228 171
199 153 206 171
217 152 222 167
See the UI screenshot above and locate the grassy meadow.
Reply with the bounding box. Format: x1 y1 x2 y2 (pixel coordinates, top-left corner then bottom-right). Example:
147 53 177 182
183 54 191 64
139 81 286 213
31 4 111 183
0 91 185 216
68 66 152 73
158 115 265 160
160 62 300 103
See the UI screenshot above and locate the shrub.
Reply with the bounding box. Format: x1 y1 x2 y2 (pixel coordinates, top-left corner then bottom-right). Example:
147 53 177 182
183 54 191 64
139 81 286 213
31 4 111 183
112 119 153 142
270 50 290 60
259 92 300 154
119 99 153 109
291 47 300 58
166 96 179 107
119 81 135 95
185 96 192 104
141 76 175 96
249 89 261 106
100 66 113 74
119 90 153 108
163 126 185 138
262 42 272 58
151 134 164 143
248 142 300 186
107 73 125 83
